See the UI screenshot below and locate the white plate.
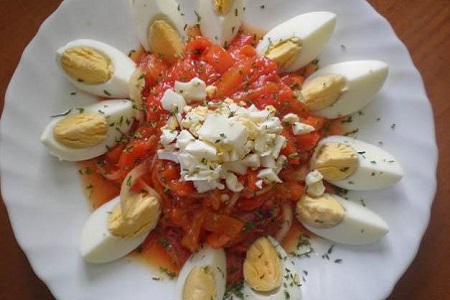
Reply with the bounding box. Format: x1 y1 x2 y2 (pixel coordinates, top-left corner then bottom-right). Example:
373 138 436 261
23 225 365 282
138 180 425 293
0 0 437 299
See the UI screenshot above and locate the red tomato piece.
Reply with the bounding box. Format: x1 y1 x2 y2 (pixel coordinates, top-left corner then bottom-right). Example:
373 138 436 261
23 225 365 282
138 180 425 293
229 33 257 49
159 163 180 183
280 73 305 90
181 211 206 252
203 44 234 74
138 54 170 88
184 36 212 58
104 143 125 164
236 194 268 211
206 232 232 249
203 213 245 238
168 181 196 197
295 132 321 152
229 44 258 61
215 57 255 98
275 181 305 201
118 135 158 173
280 128 301 163
303 115 326 131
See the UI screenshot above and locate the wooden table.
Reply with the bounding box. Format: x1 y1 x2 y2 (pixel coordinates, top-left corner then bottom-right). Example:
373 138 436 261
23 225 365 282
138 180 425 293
1 0 448 299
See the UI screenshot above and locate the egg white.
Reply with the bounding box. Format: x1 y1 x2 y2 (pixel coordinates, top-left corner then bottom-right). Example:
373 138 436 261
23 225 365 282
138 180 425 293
131 0 185 51
256 11 336 72
243 236 301 300
197 0 244 47
174 246 227 300
79 196 149 264
304 60 389 118
55 39 136 98
301 195 389 245
316 135 404 191
41 99 135 161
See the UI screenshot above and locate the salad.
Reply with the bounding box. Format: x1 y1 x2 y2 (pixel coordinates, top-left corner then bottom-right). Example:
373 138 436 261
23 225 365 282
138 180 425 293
39 0 404 299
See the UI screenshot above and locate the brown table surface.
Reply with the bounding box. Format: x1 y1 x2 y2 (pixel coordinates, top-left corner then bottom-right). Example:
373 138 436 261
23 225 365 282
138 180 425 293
1 0 449 299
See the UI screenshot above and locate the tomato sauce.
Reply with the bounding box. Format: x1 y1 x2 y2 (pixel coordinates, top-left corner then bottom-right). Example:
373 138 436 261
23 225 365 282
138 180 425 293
78 159 119 209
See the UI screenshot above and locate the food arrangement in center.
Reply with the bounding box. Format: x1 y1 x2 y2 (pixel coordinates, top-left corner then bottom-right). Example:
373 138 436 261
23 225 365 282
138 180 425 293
39 0 404 299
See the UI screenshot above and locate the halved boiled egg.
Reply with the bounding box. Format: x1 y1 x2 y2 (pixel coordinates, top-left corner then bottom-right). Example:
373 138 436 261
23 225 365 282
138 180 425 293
79 193 160 263
299 60 389 118
296 194 389 245
311 135 404 190
175 246 226 300
56 39 136 98
243 236 301 300
256 11 336 72
197 0 244 47
40 99 135 161
131 0 185 63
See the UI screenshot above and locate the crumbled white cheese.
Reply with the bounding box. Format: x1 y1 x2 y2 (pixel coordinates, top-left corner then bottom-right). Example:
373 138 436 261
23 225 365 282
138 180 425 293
197 114 249 149
157 99 288 193
275 155 288 173
271 135 286 159
160 89 186 112
261 156 276 168
176 130 195 149
194 180 225 193
255 180 264 189
223 161 248 175
257 168 282 184
174 77 207 103
178 153 200 174
292 122 315 135
242 153 261 168
184 140 217 160
261 117 283 134
226 172 244 192
160 129 179 145
156 149 179 163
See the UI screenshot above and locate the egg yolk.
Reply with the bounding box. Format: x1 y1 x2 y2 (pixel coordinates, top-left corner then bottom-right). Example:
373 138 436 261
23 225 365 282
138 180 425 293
301 74 346 110
310 142 359 181
61 46 113 84
183 266 217 300
243 237 282 292
53 112 107 149
108 193 160 239
296 193 346 228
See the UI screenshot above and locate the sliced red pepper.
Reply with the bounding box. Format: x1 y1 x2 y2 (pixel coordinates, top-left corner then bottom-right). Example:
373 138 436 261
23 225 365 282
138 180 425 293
203 213 245 238
181 210 206 252
203 44 234 74
295 132 321 152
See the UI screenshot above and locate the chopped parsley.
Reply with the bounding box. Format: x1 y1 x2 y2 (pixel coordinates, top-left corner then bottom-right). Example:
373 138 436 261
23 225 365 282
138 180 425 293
194 10 201 22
